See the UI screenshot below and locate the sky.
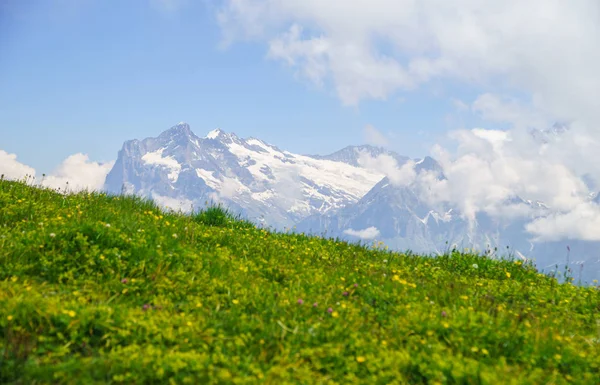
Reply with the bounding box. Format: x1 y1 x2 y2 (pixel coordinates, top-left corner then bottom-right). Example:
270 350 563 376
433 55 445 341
0 0 485 175
2 0 600 242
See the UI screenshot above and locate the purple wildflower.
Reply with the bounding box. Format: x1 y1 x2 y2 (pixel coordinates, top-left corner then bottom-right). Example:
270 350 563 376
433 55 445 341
313 302 318 307
121 278 128 284
142 304 150 311
354 283 358 288
343 291 349 296
441 311 447 317
327 307 333 313
297 299 304 305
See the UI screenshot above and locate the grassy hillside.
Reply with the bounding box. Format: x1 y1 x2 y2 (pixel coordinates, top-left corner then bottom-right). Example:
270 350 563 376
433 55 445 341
1 179 599 384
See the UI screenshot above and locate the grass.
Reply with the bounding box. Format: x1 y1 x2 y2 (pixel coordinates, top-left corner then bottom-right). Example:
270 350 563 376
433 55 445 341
0 179 599 384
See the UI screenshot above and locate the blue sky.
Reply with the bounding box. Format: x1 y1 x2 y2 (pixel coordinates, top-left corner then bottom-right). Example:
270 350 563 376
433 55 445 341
0 0 491 174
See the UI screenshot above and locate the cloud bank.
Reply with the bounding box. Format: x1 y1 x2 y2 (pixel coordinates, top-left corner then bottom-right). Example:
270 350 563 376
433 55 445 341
217 1 600 112
0 150 114 193
0 150 36 181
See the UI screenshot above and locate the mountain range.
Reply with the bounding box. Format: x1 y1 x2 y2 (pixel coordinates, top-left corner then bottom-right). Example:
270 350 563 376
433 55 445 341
104 123 600 283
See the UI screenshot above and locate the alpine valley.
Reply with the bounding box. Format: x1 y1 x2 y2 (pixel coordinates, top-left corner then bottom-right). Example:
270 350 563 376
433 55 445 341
104 123 600 283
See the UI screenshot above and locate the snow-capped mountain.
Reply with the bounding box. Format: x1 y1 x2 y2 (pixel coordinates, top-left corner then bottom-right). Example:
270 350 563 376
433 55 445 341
105 123 391 227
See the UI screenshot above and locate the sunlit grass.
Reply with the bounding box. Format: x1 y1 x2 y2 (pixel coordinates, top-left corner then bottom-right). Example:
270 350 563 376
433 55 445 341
1 179 599 384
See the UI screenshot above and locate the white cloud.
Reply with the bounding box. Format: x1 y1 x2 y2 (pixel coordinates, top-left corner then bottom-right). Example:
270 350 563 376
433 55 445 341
364 124 389 147
42 154 114 192
419 128 590 219
357 152 416 187
267 24 415 105
151 193 195 213
526 203 600 242
344 226 381 240
0 150 36 181
217 0 600 115
0 150 113 193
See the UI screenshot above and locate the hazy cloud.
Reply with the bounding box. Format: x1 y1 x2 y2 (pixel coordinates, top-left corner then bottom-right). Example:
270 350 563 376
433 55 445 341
344 226 381 240
471 93 549 129
526 203 600 242
358 152 416 187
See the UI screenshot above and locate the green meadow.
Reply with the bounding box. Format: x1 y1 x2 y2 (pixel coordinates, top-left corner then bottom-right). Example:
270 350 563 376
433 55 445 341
1 178 599 384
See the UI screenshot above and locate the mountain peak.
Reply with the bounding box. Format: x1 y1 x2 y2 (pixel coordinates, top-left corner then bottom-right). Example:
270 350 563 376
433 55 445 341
204 128 242 143
206 128 224 139
161 122 193 137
